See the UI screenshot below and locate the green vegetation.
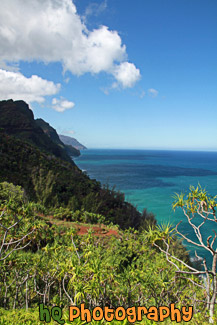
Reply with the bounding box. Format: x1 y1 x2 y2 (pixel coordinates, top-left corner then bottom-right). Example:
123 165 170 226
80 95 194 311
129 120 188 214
147 185 217 324
0 131 152 230
0 100 73 163
35 118 80 157
0 99 217 323
0 182 216 324
0 99 155 230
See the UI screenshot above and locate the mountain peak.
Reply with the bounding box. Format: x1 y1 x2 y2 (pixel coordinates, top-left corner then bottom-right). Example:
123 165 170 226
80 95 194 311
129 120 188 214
0 99 75 162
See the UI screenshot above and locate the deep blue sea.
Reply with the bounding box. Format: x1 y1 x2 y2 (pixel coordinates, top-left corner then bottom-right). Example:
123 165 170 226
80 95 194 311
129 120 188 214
75 149 217 264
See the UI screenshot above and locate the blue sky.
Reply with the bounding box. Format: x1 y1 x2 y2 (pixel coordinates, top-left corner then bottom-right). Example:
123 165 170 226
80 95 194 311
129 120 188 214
0 0 216 150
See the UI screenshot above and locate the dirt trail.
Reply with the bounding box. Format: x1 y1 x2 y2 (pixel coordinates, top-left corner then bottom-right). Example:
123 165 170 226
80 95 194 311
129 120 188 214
76 224 118 236
40 214 119 237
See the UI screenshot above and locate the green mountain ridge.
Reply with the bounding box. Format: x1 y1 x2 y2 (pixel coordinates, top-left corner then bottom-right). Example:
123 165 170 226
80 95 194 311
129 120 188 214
0 100 210 324
0 99 73 163
0 99 149 229
35 118 80 157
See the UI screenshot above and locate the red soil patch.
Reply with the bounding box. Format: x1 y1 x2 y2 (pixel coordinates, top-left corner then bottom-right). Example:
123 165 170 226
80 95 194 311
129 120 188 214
76 224 118 237
40 214 119 237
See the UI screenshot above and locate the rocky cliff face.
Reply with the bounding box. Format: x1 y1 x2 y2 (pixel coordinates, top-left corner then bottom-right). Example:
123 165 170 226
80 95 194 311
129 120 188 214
35 118 64 146
0 99 143 229
35 118 80 157
59 134 87 150
0 99 76 162
0 99 35 131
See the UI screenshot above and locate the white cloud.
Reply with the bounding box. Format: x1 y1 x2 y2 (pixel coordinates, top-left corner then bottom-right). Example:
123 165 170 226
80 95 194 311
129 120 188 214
113 62 141 88
0 69 60 103
66 130 75 135
148 88 158 98
59 129 75 135
83 0 107 21
52 97 75 112
0 0 140 88
0 61 19 72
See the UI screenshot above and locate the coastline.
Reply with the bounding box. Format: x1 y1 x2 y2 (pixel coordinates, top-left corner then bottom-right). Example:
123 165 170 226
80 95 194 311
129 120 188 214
76 148 217 266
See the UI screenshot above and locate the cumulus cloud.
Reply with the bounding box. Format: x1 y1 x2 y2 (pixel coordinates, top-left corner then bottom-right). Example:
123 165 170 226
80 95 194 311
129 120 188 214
148 88 158 98
52 97 75 112
0 0 140 88
0 69 60 103
113 62 141 88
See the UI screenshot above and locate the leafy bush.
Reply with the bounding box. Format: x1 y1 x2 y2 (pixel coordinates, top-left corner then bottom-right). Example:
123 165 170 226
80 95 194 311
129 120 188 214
52 207 106 224
0 182 26 206
0 184 210 324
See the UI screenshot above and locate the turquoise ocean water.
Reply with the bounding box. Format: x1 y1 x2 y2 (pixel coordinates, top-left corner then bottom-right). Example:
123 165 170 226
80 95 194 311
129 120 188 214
75 149 217 264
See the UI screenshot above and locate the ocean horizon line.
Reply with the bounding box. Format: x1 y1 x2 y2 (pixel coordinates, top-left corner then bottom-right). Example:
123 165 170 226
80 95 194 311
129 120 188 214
84 148 217 153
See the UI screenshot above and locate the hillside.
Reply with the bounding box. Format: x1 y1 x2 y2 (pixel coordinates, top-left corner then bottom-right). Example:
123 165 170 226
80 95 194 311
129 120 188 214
0 99 212 324
0 183 206 324
35 118 80 157
59 134 87 150
0 99 148 229
0 100 72 163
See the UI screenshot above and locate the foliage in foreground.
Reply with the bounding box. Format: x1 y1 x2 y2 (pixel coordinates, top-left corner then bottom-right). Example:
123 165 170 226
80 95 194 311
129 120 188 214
147 185 217 323
0 182 216 324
